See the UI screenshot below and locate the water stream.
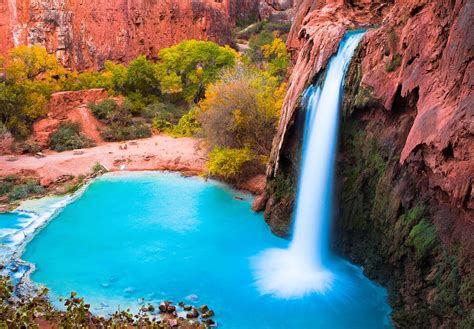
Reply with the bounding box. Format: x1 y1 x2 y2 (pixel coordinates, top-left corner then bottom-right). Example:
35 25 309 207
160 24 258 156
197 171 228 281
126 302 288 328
252 31 366 298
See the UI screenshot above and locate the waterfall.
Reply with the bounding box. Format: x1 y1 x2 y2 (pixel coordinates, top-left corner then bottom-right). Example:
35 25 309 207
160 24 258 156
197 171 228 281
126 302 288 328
253 31 365 298
8 0 20 46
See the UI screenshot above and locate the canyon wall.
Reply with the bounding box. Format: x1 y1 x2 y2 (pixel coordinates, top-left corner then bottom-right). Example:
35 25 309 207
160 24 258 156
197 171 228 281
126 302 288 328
0 0 236 69
262 0 473 327
0 0 294 69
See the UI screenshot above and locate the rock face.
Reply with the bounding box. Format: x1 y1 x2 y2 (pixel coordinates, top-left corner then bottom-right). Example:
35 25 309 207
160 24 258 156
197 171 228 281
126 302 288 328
0 1 295 69
31 89 110 147
0 0 230 69
263 0 473 327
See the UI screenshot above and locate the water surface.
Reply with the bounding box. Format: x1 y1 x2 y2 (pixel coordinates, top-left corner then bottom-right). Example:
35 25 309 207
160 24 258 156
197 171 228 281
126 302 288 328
21 172 391 328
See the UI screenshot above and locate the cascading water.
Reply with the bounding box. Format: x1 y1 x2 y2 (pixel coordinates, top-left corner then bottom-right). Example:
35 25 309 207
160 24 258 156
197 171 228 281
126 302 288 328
253 31 365 298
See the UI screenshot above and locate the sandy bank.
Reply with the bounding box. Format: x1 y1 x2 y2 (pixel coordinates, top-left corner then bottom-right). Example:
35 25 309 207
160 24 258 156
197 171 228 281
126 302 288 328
0 135 207 184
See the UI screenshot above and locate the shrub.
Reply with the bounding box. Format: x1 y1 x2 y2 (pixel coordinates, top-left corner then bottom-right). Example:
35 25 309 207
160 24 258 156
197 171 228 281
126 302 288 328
88 99 119 121
171 109 201 137
269 174 296 201
199 65 284 155
0 181 13 196
101 122 151 142
261 38 290 78
8 180 45 201
143 101 187 123
49 122 93 152
207 147 254 178
92 162 107 174
246 30 274 63
152 118 173 132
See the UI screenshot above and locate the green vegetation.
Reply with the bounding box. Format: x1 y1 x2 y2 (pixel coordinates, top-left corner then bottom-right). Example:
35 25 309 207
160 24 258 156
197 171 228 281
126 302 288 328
268 174 296 201
8 180 45 201
199 65 285 156
1 38 288 179
247 30 275 63
155 40 238 103
92 162 108 174
207 147 254 179
236 21 291 41
0 276 205 328
0 46 60 137
49 122 93 152
170 109 201 137
409 219 437 256
262 38 291 78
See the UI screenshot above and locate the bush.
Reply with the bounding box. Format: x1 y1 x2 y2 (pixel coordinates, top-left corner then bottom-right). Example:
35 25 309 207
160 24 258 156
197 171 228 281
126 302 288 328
246 31 274 63
101 122 151 142
171 109 201 137
88 99 119 121
143 101 187 123
0 181 13 196
8 180 45 201
199 65 284 155
152 118 173 132
49 122 93 152
207 147 254 178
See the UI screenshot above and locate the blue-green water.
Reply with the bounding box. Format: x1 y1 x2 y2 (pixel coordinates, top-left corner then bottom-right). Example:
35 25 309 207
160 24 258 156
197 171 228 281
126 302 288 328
18 172 391 328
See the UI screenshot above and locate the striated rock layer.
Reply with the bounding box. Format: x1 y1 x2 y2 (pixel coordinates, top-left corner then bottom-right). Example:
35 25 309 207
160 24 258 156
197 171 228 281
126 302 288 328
0 0 295 69
0 0 234 69
262 0 473 327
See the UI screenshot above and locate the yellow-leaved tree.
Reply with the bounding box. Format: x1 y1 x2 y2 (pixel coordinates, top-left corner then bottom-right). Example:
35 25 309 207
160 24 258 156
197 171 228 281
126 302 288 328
199 64 286 178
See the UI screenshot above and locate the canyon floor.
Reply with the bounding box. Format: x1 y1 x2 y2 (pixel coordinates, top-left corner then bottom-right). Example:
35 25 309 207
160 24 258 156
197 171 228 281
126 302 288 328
0 135 208 184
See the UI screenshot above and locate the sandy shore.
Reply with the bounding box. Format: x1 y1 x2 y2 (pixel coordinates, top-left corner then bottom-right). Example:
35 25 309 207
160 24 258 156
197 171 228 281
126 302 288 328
0 135 208 184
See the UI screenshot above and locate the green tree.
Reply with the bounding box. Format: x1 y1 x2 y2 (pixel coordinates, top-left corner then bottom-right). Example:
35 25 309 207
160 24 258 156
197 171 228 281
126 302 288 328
124 55 160 96
155 40 237 103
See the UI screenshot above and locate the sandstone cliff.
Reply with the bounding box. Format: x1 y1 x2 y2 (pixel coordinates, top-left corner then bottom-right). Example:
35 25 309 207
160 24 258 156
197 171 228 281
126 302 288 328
262 0 473 327
0 0 295 69
0 0 235 69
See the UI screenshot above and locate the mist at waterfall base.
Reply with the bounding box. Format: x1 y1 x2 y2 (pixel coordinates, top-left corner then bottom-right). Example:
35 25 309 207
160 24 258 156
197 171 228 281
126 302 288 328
252 31 374 301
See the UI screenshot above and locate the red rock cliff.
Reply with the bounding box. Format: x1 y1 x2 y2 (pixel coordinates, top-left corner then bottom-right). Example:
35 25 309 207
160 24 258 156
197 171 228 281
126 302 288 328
0 0 295 69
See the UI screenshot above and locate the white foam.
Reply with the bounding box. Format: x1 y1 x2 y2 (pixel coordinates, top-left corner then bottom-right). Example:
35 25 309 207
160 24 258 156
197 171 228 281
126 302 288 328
252 248 333 299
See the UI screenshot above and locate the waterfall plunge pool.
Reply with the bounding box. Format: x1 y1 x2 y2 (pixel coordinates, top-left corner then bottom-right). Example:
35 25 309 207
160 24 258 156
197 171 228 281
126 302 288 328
0 172 392 328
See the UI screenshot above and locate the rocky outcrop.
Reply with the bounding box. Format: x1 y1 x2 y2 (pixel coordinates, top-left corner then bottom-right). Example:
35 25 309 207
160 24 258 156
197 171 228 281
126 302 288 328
0 0 235 69
31 89 110 147
263 0 473 327
258 0 296 23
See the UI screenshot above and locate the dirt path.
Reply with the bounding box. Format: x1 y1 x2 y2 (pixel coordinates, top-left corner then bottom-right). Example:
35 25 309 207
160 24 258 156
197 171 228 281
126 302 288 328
0 135 208 184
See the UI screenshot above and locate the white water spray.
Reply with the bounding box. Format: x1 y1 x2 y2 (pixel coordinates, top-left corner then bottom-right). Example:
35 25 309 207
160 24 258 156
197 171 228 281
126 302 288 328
253 31 365 298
